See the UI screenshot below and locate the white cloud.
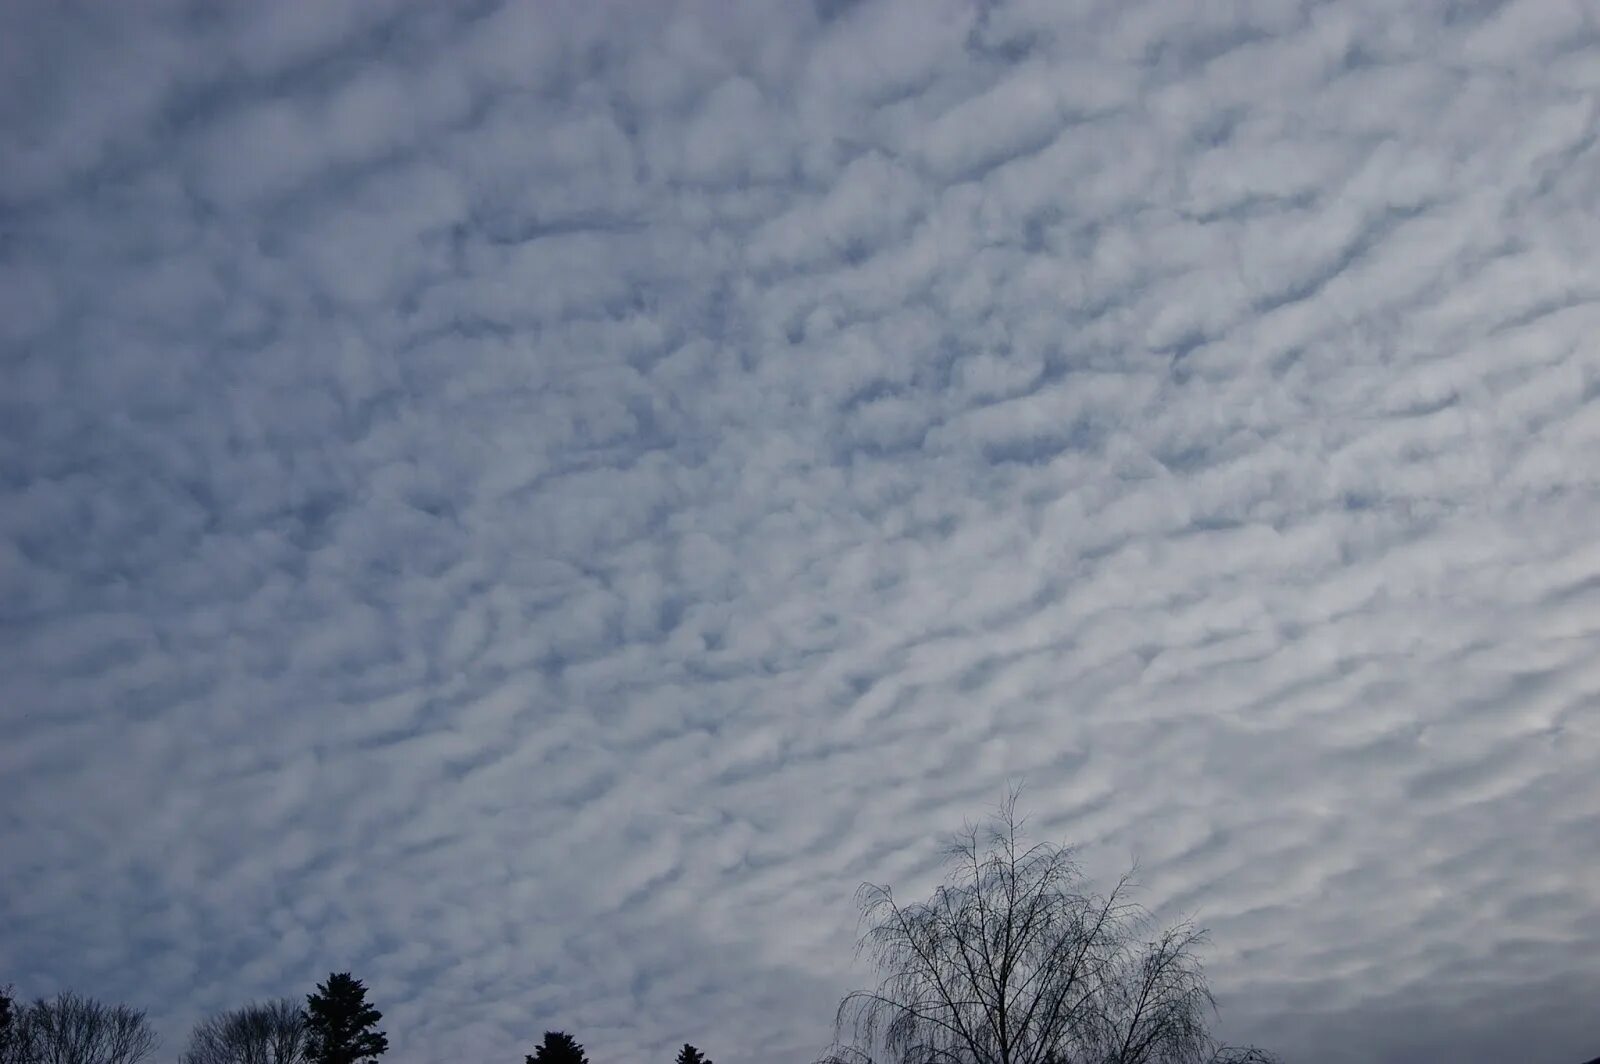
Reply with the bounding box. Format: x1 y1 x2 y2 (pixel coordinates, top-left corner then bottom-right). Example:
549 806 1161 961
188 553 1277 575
3 2 1599 1063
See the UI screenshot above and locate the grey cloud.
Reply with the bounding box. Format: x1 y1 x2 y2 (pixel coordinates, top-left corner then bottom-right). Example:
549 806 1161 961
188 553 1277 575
4 1 1599 1063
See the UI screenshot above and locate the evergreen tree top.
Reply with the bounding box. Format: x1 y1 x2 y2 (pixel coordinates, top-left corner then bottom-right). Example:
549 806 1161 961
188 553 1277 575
675 1043 713 1064
525 1030 587 1064
305 973 388 1064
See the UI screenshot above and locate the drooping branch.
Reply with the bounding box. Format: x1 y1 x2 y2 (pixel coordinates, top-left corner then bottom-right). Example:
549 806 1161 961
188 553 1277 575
821 791 1280 1064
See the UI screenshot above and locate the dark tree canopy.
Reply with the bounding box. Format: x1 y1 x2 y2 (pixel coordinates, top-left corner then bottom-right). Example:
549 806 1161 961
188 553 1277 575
182 999 307 1064
821 793 1279 1064
304 976 387 1064
675 1044 713 1064
0 988 16 1064
0 988 32 1064
525 1031 587 1064
7 991 157 1064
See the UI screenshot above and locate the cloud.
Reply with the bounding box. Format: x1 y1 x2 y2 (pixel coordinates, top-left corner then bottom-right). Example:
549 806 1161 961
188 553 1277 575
3 1 1598 1063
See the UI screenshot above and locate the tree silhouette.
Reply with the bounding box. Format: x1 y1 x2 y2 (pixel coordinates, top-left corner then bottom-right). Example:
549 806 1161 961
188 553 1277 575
0 987 35 1064
183 999 307 1064
525 1031 587 1064
675 1044 713 1064
0 987 16 1064
304 975 387 1064
820 790 1279 1064
7 991 156 1064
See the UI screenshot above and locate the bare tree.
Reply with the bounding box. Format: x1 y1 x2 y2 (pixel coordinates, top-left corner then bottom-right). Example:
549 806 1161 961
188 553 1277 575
14 992 156 1064
821 793 1278 1064
182 1001 308 1064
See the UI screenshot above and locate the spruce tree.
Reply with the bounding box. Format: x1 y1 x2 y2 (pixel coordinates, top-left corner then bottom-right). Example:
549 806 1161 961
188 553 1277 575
0 987 13 1064
675 1044 712 1064
525 1031 587 1064
305 974 388 1064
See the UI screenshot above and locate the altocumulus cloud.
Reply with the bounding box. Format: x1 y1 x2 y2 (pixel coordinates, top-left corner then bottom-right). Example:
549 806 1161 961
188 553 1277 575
2 1 1598 1062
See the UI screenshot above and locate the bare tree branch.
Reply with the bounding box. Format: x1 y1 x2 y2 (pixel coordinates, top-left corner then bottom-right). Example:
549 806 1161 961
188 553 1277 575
14 992 156 1064
182 1000 307 1064
821 791 1281 1064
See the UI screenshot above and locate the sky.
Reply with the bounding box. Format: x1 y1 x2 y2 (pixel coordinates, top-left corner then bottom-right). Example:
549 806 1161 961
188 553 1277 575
2 1 1598 1062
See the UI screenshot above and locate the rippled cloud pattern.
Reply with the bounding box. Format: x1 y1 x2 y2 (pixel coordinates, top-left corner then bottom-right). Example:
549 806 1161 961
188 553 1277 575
3 2 1598 1062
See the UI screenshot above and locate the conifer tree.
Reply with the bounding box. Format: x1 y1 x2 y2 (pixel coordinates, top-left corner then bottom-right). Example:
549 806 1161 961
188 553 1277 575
305 974 387 1064
675 1044 712 1064
525 1031 587 1064
0 987 14 1064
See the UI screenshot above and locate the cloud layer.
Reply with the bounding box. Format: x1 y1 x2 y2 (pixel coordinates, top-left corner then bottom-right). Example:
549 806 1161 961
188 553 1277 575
3 1 1598 1062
